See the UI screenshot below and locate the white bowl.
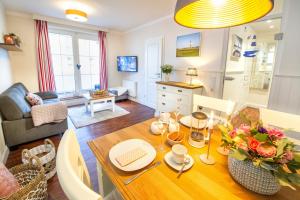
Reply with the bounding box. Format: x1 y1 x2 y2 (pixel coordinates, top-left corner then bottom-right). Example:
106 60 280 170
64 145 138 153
150 121 161 135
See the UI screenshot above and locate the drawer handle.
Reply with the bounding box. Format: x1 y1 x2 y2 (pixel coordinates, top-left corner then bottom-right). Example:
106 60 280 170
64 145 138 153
177 98 182 102
162 103 166 105
162 87 166 89
162 94 166 97
178 90 182 92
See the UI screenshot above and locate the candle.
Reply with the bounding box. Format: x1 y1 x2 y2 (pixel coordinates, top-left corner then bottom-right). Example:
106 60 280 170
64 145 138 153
208 111 214 130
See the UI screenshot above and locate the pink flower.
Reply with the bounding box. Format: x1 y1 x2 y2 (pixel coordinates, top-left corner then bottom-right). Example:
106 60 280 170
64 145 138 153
268 128 285 139
257 143 277 158
229 129 237 138
278 150 294 164
248 137 260 151
239 124 251 135
237 142 248 151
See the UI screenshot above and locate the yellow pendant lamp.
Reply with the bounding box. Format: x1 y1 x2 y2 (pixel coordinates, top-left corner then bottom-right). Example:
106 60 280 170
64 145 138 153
174 0 274 29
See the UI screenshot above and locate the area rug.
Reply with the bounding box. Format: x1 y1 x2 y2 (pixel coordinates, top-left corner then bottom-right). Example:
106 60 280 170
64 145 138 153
68 104 130 128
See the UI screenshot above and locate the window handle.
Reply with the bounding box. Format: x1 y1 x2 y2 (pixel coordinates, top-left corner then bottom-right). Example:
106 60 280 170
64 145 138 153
76 64 81 70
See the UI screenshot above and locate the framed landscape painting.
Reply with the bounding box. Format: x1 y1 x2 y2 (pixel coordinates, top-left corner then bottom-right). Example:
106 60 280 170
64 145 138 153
176 32 201 57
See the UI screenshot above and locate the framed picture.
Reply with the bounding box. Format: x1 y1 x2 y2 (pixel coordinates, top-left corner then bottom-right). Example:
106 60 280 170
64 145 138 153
176 32 201 57
230 34 243 61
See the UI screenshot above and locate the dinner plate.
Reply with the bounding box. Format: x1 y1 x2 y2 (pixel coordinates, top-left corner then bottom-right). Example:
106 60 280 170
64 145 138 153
109 139 156 172
164 151 194 171
180 115 226 128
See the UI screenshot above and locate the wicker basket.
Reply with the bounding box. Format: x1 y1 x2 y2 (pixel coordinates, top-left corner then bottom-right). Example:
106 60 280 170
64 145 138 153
228 156 281 195
2 156 47 200
22 139 56 180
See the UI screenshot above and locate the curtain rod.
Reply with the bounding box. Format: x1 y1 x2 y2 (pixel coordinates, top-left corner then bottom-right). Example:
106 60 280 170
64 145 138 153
32 14 108 32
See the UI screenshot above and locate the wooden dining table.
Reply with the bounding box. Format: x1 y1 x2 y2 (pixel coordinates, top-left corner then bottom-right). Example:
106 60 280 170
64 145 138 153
88 118 300 200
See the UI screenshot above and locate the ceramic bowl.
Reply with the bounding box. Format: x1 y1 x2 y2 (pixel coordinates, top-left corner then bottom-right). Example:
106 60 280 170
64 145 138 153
150 121 161 135
167 132 183 146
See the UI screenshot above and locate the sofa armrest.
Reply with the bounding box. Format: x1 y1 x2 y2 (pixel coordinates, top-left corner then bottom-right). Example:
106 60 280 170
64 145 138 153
35 91 58 100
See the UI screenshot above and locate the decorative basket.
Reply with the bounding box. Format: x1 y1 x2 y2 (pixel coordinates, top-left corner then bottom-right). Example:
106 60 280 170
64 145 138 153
22 139 56 180
2 156 47 200
228 156 281 195
90 90 109 99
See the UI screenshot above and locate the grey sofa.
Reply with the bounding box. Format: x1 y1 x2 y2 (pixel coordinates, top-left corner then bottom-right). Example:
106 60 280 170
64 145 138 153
0 83 68 148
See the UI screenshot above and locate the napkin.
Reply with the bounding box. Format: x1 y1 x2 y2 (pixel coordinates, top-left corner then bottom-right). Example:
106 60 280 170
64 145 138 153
115 147 147 167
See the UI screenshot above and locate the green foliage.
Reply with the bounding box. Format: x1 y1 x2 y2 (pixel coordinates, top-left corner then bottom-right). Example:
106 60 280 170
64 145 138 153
254 133 269 142
160 64 173 74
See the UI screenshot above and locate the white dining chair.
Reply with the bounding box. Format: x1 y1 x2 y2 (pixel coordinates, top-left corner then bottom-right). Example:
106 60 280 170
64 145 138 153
260 108 300 132
56 129 102 200
193 94 236 119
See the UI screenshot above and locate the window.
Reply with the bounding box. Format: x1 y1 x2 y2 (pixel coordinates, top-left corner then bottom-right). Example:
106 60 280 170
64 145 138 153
48 29 100 94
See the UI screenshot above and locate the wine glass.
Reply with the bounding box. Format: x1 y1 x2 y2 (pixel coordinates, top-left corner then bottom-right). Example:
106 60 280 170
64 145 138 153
157 120 168 152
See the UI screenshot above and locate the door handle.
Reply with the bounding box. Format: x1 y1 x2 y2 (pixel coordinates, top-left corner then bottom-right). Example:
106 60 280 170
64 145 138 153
76 64 81 70
224 76 235 81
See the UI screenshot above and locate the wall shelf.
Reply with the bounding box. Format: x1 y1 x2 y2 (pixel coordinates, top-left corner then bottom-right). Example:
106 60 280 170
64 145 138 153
0 43 22 51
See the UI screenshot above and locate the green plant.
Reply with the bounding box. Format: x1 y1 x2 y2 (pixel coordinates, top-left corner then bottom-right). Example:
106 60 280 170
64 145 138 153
219 122 300 190
161 64 173 74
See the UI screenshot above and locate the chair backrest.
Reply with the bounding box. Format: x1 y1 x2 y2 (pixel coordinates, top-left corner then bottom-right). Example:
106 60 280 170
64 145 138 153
193 94 236 116
260 108 300 132
56 129 102 200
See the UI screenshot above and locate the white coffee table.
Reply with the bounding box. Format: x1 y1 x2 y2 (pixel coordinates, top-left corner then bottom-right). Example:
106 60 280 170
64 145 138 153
83 93 116 117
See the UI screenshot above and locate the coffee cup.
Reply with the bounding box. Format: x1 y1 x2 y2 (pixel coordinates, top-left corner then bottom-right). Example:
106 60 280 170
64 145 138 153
172 144 187 164
160 112 171 123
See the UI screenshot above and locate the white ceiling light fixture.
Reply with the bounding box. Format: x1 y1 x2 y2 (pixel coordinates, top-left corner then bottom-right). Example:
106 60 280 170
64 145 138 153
65 9 88 22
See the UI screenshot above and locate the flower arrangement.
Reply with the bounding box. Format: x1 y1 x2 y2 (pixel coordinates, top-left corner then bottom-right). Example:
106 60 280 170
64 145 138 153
219 123 300 189
3 33 22 47
161 64 173 74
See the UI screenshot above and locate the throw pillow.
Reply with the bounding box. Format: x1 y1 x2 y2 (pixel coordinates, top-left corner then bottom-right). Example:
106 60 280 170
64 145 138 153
26 92 43 106
0 163 20 198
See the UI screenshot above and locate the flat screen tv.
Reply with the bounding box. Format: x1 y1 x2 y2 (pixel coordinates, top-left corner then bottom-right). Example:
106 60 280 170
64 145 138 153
117 56 138 72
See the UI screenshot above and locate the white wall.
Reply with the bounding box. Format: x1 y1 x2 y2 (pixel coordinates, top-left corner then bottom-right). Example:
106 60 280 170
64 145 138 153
6 12 123 92
6 13 39 91
122 18 228 104
0 1 12 163
269 0 300 114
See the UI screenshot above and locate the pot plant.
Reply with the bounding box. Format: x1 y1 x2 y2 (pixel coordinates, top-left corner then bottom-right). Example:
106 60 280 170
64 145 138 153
161 64 173 82
218 122 300 195
3 33 21 47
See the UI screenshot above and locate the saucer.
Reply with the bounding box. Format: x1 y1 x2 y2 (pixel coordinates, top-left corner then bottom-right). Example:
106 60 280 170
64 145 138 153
164 151 194 171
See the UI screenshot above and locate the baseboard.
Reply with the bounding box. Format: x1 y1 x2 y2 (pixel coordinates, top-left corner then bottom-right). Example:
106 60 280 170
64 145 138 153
0 145 9 164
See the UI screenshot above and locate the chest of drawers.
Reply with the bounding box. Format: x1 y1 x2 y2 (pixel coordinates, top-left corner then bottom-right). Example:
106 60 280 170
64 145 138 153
156 82 203 115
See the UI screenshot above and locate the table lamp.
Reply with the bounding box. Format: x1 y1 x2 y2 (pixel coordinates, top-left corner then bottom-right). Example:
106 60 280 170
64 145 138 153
186 68 198 85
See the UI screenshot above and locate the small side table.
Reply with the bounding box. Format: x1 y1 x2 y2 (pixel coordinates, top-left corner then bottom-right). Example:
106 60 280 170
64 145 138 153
83 93 116 117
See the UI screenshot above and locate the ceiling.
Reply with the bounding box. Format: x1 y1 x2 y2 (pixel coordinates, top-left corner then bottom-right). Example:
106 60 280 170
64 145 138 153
250 18 281 33
2 0 177 32
2 0 284 33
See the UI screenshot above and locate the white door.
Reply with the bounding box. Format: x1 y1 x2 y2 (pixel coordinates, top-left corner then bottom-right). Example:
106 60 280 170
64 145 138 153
145 37 163 108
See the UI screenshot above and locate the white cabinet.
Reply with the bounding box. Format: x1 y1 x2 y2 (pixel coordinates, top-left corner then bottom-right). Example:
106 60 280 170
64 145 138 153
156 82 203 115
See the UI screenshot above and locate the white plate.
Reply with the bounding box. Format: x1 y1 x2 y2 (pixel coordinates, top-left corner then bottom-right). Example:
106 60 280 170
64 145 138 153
180 115 226 128
164 151 194 171
180 115 207 129
109 139 156 172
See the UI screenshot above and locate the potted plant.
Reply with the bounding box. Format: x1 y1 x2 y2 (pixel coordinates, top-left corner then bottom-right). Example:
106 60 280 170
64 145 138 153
161 64 173 82
3 33 21 47
219 122 300 195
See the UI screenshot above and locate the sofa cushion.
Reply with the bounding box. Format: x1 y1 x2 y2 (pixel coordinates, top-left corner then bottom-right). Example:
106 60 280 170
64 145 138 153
0 85 31 120
26 92 43 106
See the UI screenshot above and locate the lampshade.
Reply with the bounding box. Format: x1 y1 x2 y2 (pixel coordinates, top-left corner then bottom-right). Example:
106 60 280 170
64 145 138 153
174 0 274 29
186 68 198 76
65 9 88 22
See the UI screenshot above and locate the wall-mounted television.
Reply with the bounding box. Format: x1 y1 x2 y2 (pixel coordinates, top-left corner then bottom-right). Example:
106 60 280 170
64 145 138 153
117 56 138 72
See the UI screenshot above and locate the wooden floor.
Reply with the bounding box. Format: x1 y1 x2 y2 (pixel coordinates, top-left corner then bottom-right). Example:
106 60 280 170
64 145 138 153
5 100 155 200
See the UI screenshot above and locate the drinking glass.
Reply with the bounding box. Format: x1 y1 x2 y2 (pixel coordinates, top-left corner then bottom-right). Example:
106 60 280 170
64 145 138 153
157 120 168 152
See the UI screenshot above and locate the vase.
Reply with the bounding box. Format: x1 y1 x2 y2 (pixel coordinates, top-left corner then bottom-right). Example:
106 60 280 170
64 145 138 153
163 73 170 82
228 156 281 195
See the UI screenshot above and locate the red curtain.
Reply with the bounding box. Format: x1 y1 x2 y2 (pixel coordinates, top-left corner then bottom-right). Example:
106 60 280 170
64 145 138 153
98 31 108 90
35 20 56 92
